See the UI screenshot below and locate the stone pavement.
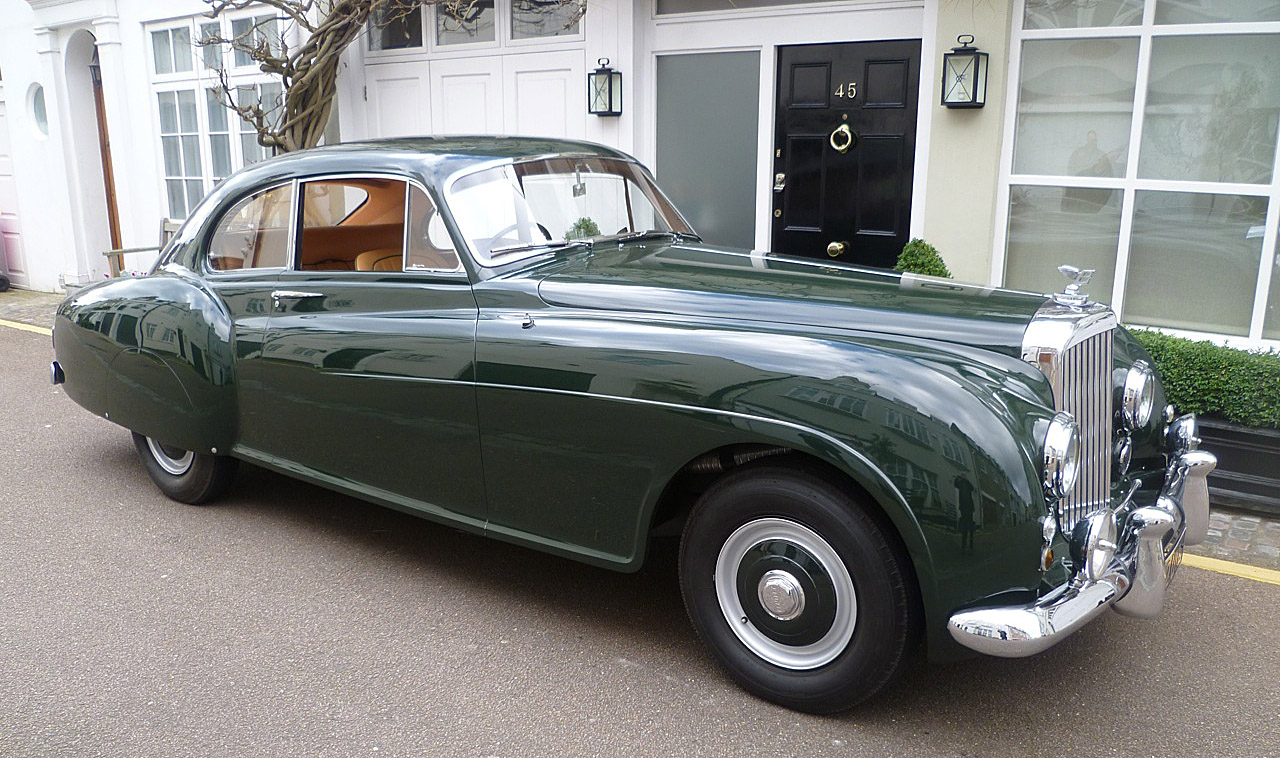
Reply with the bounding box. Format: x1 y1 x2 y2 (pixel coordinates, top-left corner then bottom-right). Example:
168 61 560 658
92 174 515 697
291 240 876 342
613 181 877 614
3 285 1278 570
0 287 62 330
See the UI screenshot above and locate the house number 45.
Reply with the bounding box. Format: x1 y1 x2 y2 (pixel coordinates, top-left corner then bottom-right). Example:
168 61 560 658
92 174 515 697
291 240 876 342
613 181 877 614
834 82 858 99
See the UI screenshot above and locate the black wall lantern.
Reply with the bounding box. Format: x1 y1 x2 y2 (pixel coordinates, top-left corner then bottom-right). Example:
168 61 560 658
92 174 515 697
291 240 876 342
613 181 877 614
588 58 623 117
941 35 988 109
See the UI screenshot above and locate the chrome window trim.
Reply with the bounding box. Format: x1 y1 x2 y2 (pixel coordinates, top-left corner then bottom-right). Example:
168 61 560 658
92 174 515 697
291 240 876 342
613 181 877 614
200 177 297 277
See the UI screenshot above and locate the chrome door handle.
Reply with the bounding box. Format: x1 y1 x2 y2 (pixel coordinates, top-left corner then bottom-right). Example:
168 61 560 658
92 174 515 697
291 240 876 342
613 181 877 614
270 290 325 311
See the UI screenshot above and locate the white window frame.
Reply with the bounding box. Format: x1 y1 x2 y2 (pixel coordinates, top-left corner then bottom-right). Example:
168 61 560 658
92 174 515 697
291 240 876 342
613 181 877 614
364 0 585 61
146 10 294 219
992 0 1280 346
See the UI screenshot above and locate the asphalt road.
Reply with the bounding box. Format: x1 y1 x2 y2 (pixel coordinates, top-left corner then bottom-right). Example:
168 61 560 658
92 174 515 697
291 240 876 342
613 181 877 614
2 325 1278 758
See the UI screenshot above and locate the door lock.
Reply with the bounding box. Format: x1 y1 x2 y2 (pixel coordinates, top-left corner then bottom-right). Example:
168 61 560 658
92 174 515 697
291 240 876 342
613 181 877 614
773 173 786 192
829 124 856 154
827 241 847 258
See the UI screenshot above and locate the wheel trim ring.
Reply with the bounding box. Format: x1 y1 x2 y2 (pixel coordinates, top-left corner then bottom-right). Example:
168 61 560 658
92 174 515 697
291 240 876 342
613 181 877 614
146 437 194 476
714 517 858 670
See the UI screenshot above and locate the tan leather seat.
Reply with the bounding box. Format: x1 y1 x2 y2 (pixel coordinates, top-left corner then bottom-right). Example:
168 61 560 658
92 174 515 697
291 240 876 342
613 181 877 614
354 249 402 271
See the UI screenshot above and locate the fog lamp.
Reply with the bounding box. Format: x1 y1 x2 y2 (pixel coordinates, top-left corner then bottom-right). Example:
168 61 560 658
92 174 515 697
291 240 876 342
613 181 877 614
1043 413 1080 499
1072 511 1118 582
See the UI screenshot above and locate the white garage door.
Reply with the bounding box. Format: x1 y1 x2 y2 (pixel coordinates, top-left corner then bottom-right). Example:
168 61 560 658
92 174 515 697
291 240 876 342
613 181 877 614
364 50 585 140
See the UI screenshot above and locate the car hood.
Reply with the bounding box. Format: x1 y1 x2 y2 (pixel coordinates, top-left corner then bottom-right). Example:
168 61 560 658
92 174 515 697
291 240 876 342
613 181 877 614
536 243 1047 357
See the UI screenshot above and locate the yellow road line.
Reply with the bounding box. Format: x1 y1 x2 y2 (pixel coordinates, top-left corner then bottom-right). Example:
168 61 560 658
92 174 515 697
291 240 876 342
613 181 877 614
0 318 52 336
1182 554 1280 586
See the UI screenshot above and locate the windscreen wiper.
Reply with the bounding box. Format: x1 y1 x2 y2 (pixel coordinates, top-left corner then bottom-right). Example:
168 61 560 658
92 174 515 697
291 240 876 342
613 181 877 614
610 230 703 245
489 239 593 257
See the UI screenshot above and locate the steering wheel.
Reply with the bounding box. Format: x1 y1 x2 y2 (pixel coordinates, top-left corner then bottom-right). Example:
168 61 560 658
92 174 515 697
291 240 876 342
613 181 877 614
485 222 553 253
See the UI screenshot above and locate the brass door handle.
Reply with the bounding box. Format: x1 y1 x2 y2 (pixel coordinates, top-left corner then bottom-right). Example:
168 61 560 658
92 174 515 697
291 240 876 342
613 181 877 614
827 241 847 257
829 124 856 154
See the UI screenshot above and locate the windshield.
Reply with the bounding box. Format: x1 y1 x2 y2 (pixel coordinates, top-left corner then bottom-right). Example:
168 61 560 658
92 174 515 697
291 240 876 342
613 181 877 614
449 156 694 265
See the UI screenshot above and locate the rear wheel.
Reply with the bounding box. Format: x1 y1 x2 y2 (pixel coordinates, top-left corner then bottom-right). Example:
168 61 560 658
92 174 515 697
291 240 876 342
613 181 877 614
679 464 917 713
132 432 238 505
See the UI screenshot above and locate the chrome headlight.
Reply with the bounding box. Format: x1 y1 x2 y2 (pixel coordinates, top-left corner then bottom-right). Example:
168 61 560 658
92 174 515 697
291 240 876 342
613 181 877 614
1043 412 1080 500
1121 360 1155 430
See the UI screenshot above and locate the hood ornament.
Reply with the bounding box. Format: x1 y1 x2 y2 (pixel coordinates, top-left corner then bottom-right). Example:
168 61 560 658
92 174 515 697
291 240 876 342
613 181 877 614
1052 264 1094 306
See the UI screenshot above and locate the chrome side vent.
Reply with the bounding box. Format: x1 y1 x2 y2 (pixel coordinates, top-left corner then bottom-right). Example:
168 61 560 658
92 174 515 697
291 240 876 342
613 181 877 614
1058 330 1113 530
1022 297 1118 533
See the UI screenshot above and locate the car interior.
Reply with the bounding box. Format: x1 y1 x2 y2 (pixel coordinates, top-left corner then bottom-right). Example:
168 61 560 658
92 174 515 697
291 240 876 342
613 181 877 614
208 176 459 273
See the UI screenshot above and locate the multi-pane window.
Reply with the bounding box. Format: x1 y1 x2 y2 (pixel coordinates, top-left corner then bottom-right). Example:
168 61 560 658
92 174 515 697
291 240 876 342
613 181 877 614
151 27 194 74
230 15 281 67
367 0 583 52
157 90 204 218
149 15 285 219
1001 0 1280 343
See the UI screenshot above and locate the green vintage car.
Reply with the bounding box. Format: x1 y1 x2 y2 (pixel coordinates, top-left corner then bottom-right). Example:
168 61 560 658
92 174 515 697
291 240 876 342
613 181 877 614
52 137 1216 713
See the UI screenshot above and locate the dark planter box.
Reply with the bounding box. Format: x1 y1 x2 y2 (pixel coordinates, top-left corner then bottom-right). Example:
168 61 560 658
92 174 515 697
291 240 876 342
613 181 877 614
1199 417 1280 518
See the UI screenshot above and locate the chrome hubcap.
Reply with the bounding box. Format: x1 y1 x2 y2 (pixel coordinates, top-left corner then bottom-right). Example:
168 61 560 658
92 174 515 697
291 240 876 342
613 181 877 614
146 437 194 476
758 569 805 621
714 517 857 670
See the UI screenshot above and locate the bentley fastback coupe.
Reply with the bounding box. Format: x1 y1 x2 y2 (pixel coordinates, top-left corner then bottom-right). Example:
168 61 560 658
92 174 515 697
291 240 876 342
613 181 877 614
52 137 1216 713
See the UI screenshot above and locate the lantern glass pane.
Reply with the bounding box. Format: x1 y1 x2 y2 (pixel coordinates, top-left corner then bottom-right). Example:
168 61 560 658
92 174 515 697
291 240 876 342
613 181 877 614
589 72 610 113
943 52 979 104
1012 38 1139 176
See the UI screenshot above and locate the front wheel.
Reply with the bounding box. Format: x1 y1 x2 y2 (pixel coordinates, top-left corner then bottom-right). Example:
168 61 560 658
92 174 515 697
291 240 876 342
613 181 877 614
131 432 238 505
679 464 918 713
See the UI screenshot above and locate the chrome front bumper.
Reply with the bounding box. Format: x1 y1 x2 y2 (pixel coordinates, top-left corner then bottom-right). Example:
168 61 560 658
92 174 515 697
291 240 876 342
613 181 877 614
948 417 1216 658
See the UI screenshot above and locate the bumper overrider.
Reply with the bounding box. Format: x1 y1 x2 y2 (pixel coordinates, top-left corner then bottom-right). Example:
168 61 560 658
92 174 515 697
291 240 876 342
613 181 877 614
947 414 1216 658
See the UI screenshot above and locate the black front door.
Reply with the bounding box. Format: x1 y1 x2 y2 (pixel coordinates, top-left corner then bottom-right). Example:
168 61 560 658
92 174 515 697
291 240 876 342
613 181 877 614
771 40 921 268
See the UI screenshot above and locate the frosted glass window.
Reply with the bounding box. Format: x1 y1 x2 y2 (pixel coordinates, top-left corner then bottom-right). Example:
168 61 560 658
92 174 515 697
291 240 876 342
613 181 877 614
656 52 760 249
437 0 495 45
1012 38 1140 177
151 28 193 74
157 90 204 218
1156 0 1280 24
1138 34 1280 185
1261 246 1280 339
1123 191 1267 336
199 22 223 70
512 0 580 39
1004 185 1121 302
657 0 832 12
1023 0 1144 29
231 16 280 67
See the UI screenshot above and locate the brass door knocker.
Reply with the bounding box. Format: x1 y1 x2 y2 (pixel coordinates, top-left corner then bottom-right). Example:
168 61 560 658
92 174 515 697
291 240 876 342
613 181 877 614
829 124 856 154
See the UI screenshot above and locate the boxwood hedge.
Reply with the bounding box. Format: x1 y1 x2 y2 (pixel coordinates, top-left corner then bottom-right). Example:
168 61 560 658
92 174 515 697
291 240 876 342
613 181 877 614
1130 329 1280 429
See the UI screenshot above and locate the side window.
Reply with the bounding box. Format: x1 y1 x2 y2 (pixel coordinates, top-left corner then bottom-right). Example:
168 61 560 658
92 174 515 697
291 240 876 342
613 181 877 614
407 186 460 271
208 183 293 271
297 177 406 272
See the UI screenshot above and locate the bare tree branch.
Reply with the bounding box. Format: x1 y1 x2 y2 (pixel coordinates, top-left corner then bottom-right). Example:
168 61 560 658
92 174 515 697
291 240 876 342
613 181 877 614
200 0 581 154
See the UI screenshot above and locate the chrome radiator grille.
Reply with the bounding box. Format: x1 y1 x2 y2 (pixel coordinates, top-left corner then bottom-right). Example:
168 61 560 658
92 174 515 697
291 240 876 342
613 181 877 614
1058 330 1114 531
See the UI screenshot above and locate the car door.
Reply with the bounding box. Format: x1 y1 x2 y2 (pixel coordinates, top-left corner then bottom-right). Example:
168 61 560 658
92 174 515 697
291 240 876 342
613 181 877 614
250 174 485 526
203 180 293 454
